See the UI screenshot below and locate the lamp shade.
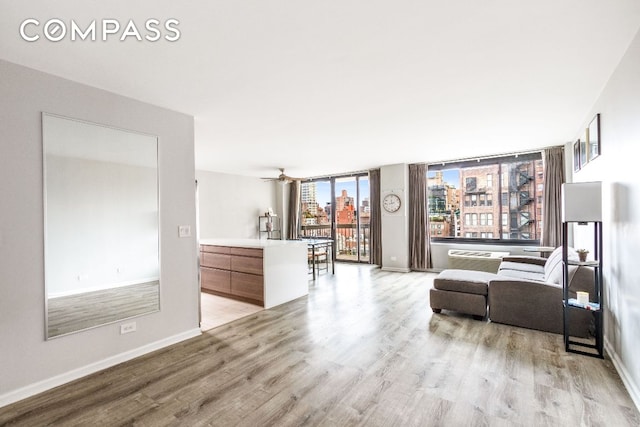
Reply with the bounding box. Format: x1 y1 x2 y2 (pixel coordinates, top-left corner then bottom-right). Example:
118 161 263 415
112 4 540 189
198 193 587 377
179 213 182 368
562 182 602 222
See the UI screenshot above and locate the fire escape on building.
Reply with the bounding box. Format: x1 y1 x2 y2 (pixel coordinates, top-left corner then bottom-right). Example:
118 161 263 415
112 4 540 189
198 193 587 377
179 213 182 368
509 164 535 239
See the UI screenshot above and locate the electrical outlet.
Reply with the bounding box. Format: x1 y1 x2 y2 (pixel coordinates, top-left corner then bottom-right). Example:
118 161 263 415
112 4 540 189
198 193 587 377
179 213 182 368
390 256 397 261
120 322 136 334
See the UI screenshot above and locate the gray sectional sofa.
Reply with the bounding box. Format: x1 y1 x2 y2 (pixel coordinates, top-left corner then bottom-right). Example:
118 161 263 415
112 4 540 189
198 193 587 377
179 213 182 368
430 247 595 337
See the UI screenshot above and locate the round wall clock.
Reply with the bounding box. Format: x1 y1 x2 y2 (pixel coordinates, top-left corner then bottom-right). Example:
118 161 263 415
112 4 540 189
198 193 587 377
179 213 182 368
383 193 401 213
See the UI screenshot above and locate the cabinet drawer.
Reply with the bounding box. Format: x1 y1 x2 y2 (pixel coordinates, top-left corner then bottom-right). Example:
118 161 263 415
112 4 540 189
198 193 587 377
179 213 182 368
231 255 263 275
229 247 263 258
201 253 231 270
201 245 231 254
231 272 264 302
201 267 231 293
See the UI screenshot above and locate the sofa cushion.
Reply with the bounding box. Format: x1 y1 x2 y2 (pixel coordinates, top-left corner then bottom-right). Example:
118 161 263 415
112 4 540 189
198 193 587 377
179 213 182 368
496 268 545 282
542 247 564 284
488 277 593 337
499 261 545 275
430 288 488 317
544 247 579 285
434 269 497 295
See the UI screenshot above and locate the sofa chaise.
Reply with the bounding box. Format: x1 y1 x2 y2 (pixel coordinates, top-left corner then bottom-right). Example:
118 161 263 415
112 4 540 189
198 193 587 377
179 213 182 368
430 247 595 337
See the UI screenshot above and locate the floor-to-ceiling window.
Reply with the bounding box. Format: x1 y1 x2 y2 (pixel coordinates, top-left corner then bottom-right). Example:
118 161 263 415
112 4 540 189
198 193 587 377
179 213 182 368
300 173 370 263
334 175 370 262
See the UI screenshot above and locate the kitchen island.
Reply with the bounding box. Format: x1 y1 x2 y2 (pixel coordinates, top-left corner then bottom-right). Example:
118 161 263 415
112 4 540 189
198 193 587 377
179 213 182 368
199 239 308 309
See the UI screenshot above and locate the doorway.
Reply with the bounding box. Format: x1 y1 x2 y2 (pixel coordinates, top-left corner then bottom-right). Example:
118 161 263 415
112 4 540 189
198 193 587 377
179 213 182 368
196 179 262 331
300 173 370 263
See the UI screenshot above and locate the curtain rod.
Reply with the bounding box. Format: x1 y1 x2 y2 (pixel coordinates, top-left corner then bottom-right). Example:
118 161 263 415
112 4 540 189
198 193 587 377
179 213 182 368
417 144 564 167
302 169 371 182
301 144 564 180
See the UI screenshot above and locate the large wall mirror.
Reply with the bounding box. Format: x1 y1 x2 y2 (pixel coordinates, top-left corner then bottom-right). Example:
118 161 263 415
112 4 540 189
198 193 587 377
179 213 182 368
43 113 160 339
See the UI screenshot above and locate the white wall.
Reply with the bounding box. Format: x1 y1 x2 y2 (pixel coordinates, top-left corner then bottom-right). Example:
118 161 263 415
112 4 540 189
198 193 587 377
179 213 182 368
46 156 159 296
380 163 410 272
196 170 278 239
566 28 640 409
430 242 534 271
0 60 200 405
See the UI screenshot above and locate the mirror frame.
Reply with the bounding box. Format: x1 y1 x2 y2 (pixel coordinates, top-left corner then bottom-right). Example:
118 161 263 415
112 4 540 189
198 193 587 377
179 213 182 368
42 112 161 339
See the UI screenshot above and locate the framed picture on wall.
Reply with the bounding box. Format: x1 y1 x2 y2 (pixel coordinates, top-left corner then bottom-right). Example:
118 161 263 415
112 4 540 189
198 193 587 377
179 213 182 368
573 140 581 172
588 113 601 161
580 134 588 168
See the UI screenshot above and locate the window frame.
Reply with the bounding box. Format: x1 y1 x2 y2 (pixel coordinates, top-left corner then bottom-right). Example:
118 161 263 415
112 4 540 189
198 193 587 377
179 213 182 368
427 151 543 246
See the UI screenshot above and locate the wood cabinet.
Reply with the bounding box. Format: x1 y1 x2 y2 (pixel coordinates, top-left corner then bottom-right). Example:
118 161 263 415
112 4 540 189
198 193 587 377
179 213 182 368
200 244 264 305
201 252 230 270
231 271 263 301
201 267 230 294
200 239 308 309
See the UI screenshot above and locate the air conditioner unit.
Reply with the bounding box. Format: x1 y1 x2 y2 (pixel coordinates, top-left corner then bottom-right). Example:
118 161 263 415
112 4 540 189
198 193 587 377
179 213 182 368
447 250 509 273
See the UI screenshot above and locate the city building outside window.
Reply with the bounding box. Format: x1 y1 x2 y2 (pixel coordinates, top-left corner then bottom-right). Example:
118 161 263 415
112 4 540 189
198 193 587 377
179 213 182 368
427 152 544 243
299 174 370 263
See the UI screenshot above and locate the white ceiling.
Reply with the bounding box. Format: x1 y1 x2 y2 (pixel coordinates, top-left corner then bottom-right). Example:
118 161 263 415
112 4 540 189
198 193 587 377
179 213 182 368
2 1 640 179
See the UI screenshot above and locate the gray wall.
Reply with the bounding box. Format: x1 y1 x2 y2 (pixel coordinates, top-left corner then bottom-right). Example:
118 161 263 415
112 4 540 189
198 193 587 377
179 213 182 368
380 163 410 272
45 156 159 296
566 28 640 408
196 170 278 239
0 60 200 405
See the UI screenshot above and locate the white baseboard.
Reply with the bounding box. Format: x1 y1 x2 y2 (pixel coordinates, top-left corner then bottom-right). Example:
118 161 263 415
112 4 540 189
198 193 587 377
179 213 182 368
0 328 202 408
605 336 640 412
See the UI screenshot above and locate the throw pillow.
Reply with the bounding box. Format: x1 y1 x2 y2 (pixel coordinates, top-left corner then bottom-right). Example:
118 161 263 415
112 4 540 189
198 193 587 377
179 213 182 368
544 247 578 285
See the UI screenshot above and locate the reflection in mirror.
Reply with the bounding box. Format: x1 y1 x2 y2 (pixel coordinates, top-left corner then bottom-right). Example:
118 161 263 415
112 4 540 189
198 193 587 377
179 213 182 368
43 113 160 339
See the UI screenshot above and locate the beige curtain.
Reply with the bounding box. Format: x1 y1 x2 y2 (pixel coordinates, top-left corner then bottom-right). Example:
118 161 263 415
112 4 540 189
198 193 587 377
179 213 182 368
542 146 565 247
368 169 382 266
287 181 301 240
409 163 431 270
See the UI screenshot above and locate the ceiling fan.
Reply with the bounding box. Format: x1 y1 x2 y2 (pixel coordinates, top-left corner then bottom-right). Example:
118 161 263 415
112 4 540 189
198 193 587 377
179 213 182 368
262 168 302 183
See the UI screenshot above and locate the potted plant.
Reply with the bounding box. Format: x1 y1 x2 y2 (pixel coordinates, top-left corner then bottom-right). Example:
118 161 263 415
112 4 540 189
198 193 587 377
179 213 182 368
577 249 589 262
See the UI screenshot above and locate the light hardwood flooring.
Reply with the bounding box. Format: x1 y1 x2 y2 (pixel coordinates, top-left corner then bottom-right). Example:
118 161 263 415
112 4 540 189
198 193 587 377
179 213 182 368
200 292 263 331
2 264 638 426
47 281 159 338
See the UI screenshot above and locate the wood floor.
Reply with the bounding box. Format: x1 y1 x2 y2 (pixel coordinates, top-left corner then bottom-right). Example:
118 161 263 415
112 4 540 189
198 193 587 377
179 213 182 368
2 264 638 426
47 281 160 338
